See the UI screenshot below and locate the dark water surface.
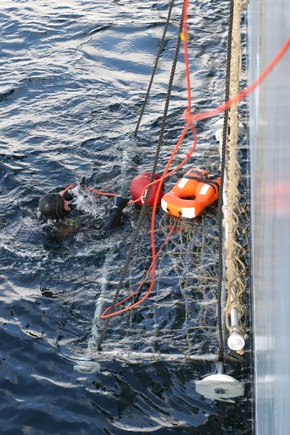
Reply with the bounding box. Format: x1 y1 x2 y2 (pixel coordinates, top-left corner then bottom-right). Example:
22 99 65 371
0 1 252 433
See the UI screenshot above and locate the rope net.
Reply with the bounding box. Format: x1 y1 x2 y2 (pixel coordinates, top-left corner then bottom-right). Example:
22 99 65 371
86 211 224 364
74 0 250 368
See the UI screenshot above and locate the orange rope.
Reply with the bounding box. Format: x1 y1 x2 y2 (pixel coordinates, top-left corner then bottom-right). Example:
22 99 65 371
184 36 290 124
63 37 290 207
61 183 77 196
101 0 193 318
61 183 117 199
99 7 290 318
85 186 116 198
100 226 175 318
62 3 289 319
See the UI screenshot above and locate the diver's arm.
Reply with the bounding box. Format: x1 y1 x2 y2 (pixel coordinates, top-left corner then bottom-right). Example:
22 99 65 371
104 196 128 230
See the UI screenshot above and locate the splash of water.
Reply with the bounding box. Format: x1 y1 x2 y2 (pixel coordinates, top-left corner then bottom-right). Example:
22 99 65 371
70 186 100 218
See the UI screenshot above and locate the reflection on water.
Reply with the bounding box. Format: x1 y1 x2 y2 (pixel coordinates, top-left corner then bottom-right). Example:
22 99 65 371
0 0 252 433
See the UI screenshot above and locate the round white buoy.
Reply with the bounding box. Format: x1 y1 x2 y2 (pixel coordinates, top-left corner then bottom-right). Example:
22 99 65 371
227 331 245 351
195 373 244 402
215 128 223 142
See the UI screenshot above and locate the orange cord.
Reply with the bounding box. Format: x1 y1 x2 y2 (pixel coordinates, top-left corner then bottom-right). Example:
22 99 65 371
100 4 290 318
62 2 290 318
61 183 78 196
61 183 117 199
85 186 116 198
101 0 195 318
184 36 290 124
100 226 175 318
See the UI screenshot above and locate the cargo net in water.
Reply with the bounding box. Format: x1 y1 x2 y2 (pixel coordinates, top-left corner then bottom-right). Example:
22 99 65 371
87 210 226 364
73 0 251 369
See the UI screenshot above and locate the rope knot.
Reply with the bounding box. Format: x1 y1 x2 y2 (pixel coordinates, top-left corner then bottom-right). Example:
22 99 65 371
182 109 194 124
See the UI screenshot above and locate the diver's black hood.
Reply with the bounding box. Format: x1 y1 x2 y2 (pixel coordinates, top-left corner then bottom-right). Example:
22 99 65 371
38 193 69 220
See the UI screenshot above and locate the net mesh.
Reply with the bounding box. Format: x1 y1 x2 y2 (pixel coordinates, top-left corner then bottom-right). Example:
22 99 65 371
79 199 247 368
75 0 249 368
84 212 221 364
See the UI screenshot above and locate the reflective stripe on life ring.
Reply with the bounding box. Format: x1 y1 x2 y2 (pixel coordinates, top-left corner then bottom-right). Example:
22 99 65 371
161 168 220 218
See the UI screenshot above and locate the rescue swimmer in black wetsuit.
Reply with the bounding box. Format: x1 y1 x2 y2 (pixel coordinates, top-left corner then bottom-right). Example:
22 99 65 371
38 182 129 231
38 171 165 236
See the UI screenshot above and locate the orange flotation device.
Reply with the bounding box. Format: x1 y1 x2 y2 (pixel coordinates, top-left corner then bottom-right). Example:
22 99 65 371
161 168 220 218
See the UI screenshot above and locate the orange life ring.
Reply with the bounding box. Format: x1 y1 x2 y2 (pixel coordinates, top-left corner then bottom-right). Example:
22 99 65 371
161 168 220 218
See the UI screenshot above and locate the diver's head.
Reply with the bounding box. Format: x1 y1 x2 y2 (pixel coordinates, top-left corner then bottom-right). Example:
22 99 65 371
38 193 70 220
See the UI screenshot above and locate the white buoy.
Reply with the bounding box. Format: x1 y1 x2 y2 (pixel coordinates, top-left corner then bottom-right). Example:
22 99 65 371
195 372 244 402
228 330 245 351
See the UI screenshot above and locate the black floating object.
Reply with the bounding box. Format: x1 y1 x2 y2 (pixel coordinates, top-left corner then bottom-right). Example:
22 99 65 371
104 196 128 230
79 176 86 187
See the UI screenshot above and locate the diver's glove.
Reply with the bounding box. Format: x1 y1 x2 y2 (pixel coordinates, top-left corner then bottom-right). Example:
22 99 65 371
62 190 74 201
104 196 129 230
63 176 86 203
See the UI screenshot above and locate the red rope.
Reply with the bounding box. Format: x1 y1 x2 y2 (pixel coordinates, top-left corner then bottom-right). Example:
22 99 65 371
100 9 290 318
61 183 77 196
101 0 194 319
62 2 289 318
184 36 290 123
63 37 290 207
61 183 117 199
100 226 175 318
